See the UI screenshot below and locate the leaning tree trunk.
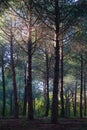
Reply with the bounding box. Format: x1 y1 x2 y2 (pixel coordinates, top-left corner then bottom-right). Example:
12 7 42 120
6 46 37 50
51 0 60 123
10 36 18 118
45 52 50 116
1 50 6 117
80 54 83 118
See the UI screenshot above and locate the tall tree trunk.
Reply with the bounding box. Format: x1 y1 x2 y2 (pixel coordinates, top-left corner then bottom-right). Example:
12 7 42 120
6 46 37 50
72 91 75 117
80 54 83 118
74 81 77 117
51 0 60 123
10 36 18 118
27 2 34 120
2 51 6 117
84 73 86 117
45 52 49 116
60 43 64 117
27 39 34 120
23 65 27 116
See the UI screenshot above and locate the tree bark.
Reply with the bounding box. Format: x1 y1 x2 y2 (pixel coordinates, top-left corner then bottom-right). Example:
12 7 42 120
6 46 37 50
10 36 18 118
10 90 13 116
84 73 86 116
27 3 34 119
80 54 83 118
27 39 34 120
51 0 60 123
2 50 6 117
45 52 49 116
74 81 77 117
60 41 64 117
23 65 27 116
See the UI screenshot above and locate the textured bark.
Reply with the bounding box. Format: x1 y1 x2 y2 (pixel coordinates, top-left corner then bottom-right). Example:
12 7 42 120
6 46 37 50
10 36 18 118
51 0 60 123
2 51 6 117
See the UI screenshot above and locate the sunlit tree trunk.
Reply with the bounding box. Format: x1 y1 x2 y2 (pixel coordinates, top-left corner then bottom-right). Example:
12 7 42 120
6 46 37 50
51 0 60 123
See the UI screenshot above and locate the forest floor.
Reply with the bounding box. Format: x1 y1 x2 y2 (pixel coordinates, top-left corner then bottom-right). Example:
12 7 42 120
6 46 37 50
0 118 87 130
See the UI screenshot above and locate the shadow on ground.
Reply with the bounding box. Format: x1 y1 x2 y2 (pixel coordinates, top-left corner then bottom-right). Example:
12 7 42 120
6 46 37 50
0 118 87 130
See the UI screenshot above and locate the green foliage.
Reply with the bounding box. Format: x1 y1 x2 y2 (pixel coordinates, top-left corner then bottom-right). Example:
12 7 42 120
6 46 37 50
18 100 24 115
34 97 45 117
5 104 10 117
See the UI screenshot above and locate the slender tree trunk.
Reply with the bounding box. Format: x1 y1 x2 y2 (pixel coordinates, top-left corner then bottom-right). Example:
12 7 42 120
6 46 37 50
60 22 64 117
2 51 6 117
45 52 50 116
51 0 60 123
65 93 67 117
68 99 71 117
74 81 77 117
10 36 18 118
84 73 86 116
27 39 34 120
60 44 64 117
27 3 34 119
66 92 70 117
80 54 83 118
10 90 13 116
72 91 75 117
65 94 68 117
23 65 27 116
65 91 71 117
